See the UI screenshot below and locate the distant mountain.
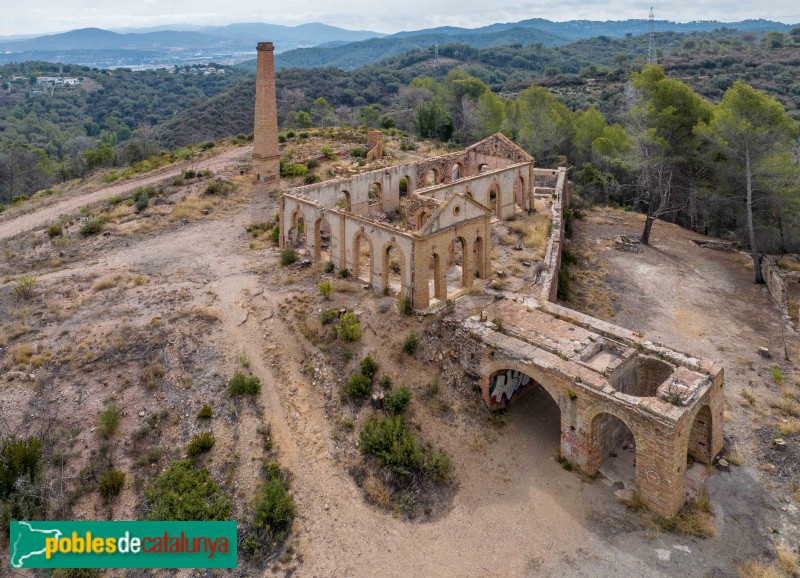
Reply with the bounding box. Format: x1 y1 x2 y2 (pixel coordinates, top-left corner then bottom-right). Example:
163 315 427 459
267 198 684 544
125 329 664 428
268 27 568 71
196 22 382 44
0 28 227 50
391 18 797 41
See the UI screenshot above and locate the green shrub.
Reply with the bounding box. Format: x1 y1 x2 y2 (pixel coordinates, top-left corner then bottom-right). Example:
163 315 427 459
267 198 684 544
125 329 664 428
319 281 334 299
80 216 108 237
304 173 321 184
325 261 335 273
306 158 321 170
204 178 232 196
201 141 216 151
337 312 362 342
347 372 372 399
403 332 419 355
339 268 350 278
11 194 29 205
280 248 298 266
229 372 261 396
557 267 572 300
98 468 126 502
47 225 63 238
13 275 37 301
183 169 196 179
424 448 452 483
286 131 295 138
380 375 393 389
320 309 338 325
359 355 379 380
350 146 367 158
197 404 213 419
0 437 41 499
134 194 149 213
98 403 122 439
384 386 411 415
360 415 421 479
396 296 413 315
187 432 215 457
144 460 231 520
172 176 185 186
252 467 295 543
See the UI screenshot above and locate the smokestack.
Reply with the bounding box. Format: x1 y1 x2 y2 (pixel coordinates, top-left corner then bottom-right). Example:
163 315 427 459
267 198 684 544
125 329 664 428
253 41 280 184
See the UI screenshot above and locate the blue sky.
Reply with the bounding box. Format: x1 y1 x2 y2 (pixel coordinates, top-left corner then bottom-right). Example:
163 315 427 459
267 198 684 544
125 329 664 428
0 0 798 36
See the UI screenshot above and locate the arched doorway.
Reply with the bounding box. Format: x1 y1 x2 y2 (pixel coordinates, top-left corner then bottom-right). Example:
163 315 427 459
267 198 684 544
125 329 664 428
592 412 637 491
353 230 373 284
446 236 467 292
368 183 383 212
514 175 524 208
687 405 713 464
415 210 430 230
314 217 332 261
427 252 443 305
399 177 410 197
336 190 351 211
479 163 491 174
451 163 462 181
289 210 307 248
383 243 405 296
489 183 500 216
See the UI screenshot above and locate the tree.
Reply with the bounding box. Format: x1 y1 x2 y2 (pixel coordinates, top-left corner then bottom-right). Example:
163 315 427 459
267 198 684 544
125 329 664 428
695 82 799 283
0 144 58 203
506 86 573 165
416 99 454 142
310 97 334 127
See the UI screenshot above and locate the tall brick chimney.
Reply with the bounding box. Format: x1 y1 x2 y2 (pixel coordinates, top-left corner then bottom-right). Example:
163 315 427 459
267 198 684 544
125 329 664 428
253 42 280 184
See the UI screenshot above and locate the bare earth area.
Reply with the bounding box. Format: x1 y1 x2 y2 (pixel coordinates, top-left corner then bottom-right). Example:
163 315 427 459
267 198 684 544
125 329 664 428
1 161 798 576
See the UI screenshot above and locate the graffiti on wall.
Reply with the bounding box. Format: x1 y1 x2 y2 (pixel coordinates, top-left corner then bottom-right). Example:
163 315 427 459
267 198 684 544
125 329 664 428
489 370 532 406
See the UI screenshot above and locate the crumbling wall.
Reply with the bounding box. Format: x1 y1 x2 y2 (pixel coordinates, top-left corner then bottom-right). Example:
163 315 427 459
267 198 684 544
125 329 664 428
537 167 569 302
762 255 800 326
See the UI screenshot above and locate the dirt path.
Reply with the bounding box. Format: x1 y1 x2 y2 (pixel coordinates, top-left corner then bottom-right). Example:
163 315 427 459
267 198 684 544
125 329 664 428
0 145 251 242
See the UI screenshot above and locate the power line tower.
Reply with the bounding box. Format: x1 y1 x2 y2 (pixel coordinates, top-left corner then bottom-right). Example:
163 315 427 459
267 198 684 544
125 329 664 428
647 7 656 64
433 44 440 68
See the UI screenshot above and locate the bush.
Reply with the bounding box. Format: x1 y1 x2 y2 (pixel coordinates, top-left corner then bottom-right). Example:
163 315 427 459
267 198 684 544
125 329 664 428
98 403 122 439
339 268 350 278
360 415 421 479
347 372 372 399
403 332 419 355
306 158 321 170
172 176 185 186
11 194 29 205
252 467 295 544
320 309 338 325
269 225 280 244
281 248 298 266
229 372 261 396
286 131 296 138
134 194 149 213
424 448 452 483
47 225 63 238
384 386 411 415
183 169 196 179
0 437 41 499
80 216 108 237
557 267 572 300
319 281 334 299
187 432 215 457
197 404 213 419
337 312 362 342
304 173 321 184
13 275 37 301
350 146 367 158
396 296 413 315
359 355 379 380
204 178 232 196
98 468 126 502
325 261 335 273
145 460 231 521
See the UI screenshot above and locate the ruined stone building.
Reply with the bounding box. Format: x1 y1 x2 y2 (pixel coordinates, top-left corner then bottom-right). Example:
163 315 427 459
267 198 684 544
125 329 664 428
252 40 724 518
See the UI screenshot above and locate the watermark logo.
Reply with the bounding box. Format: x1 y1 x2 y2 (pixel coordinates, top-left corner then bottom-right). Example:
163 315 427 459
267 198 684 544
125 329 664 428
9 521 237 568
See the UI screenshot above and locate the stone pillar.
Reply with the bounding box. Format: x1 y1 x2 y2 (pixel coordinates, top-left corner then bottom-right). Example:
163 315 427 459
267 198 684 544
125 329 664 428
253 42 280 185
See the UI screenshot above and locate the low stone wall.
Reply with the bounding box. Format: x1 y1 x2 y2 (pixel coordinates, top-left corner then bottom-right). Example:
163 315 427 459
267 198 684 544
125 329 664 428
762 256 800 326
537 167 568 303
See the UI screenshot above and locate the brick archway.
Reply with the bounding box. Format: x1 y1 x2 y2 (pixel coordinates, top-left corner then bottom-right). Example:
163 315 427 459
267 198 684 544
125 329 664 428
352 229 374 283
382 240 407 297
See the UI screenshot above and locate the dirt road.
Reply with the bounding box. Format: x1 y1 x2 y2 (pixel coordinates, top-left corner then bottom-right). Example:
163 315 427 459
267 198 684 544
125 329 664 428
0 146 251 242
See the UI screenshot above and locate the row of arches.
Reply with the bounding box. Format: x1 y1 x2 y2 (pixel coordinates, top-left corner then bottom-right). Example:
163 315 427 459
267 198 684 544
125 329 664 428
486 366 716 509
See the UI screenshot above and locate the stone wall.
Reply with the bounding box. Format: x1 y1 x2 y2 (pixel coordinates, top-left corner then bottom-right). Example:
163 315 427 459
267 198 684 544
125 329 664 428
537 167 569 302
762 255 800 326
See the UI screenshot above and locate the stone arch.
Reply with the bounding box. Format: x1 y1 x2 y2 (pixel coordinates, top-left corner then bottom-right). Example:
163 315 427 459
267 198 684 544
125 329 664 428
424 168 439 186
585 406 641 479
514 174 525 207
451 162 463 181
368 182 383 211
353 229 374 283
427 251 444 305
313 216 332 261
415 210 430 230
382 240 406 296
480 360 563 408
337 190 351 211
488 182 501 215
289 208 307 247
686 405 714 464
447 235 468 289
473 235 486 279
478 163 491 174
399 176 411 197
